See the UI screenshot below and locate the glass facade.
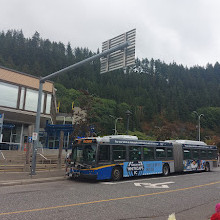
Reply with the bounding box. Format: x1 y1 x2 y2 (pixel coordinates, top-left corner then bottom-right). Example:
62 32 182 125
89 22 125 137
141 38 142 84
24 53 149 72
46 94 51 114
25 89 45 112
0 81 52 114
19 87 25 109
0 82 52 114
0 82 18 108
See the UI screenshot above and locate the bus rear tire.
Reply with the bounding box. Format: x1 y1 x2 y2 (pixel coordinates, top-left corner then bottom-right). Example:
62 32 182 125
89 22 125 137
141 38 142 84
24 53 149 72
163 164 170 176
112 166 122 181
205 162 210 172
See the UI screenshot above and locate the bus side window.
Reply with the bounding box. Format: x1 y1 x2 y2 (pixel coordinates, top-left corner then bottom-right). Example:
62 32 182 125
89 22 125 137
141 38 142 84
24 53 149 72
167 148 173 159
208 150 214 159
98 145 110 161
156 147 166 159
200 149 207 159
129 146 141 161
143 147 154 160
183 149 191 160
192 149 199 159
112 145 126 161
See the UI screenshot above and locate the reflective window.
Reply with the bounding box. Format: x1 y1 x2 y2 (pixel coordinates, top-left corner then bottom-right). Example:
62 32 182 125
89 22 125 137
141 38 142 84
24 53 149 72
208 150 215 159
200 150 207 159
167 148 173 158
113 145 126 161
99 145 110 161
129 146 141 161
19 87 25 109
0 82 18 108
156 147 166 158
143 147 154 160
25 89 44 112
192 149 199 159
46 94 51 114
184 149 191 159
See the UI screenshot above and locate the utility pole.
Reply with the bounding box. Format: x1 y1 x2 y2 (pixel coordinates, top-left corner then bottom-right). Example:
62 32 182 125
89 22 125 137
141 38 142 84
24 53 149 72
31 41 131 175
109 115 122 135
193 111 204 141
125 110 132 135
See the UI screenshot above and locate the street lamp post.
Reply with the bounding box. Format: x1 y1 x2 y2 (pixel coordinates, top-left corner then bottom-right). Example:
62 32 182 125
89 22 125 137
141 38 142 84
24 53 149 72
109 115 122 135
125 110 132 135
193 111 204 141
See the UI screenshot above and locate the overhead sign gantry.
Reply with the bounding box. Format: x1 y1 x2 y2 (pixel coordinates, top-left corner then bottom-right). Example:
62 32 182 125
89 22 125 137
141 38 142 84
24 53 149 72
31 29 136 175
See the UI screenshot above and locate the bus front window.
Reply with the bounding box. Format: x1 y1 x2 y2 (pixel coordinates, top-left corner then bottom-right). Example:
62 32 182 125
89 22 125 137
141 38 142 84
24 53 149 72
83 145 96 163
72 144 96 164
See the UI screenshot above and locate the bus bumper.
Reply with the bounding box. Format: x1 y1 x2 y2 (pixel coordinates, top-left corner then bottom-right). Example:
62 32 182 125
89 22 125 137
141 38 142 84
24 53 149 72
67 168 98 180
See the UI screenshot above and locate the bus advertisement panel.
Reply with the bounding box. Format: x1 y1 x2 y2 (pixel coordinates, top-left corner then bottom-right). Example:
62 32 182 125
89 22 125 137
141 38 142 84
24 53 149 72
123 161 162 177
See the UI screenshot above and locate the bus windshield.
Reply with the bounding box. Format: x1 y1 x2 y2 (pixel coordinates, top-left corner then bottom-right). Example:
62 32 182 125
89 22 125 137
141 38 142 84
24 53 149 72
72 144 96 164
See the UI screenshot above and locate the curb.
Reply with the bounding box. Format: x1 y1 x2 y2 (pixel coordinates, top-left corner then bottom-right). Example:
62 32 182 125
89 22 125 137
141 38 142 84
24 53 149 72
0 176 66 187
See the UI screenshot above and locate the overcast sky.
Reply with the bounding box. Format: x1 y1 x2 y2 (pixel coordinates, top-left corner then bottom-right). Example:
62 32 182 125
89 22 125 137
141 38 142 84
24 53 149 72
1 0 220 67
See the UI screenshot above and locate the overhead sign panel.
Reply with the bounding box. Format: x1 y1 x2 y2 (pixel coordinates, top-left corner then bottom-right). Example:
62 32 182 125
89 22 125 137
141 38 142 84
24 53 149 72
100 29 136 74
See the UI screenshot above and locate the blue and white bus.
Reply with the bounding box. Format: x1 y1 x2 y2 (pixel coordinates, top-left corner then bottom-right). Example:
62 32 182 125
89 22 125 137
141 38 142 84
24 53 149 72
66 135 218 181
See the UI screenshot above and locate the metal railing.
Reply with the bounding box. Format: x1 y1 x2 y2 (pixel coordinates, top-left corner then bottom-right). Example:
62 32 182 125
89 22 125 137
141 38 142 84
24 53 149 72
37 153 52 171
0 150 7 172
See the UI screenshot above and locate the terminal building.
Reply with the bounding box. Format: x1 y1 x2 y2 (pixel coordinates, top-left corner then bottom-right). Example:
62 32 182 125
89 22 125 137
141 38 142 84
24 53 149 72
0 66 87 152
0 66 57 150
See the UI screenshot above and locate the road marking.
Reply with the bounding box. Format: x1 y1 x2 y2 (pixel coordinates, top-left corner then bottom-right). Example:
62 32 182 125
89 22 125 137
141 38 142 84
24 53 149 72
101 172 206 185
101 175 175 185
0 180 220 216
134 182 175 188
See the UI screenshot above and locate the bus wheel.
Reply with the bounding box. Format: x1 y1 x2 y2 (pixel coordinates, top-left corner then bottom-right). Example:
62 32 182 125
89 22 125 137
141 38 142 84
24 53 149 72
205 162 210 172
112 166 122 181
163 164 170 176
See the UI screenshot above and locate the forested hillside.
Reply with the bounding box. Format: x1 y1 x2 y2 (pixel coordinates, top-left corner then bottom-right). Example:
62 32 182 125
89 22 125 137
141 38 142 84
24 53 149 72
0 30 219 144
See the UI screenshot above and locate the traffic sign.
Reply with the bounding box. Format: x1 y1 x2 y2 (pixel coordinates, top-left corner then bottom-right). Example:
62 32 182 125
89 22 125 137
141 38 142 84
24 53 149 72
100 29 136 73
32 132 38 141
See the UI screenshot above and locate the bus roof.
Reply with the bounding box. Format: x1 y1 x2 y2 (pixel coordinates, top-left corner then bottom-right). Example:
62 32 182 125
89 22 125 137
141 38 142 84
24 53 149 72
165 140 207 145
97 135 138 143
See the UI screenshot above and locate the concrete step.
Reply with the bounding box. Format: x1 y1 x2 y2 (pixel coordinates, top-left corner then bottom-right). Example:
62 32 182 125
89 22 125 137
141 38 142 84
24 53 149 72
0 164 65 172
0 164 24 172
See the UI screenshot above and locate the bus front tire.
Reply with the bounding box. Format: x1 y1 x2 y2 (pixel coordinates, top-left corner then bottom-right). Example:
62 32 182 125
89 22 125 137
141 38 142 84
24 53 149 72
163 164 170 176
112 166 122 181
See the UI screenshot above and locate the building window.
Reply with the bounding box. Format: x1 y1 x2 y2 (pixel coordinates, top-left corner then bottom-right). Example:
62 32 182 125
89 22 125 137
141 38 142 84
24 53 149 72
25 89 44 112
19 87 25 109
46 94 51 114
0 82 18 108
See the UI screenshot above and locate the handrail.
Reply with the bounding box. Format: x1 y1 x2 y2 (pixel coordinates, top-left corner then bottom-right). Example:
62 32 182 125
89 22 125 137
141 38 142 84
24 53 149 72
0 150 6 160
37 153 51 171
0 150 7 172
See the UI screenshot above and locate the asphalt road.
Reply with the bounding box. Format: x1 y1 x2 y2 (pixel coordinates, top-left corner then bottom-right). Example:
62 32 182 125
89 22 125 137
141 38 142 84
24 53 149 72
0 168 220 220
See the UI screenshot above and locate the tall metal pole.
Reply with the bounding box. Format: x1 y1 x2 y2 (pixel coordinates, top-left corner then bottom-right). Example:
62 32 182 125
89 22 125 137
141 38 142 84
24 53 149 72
31 41 131 175
31 81 43 175
193 111 204 141
126 110 132 135
114 118 122 135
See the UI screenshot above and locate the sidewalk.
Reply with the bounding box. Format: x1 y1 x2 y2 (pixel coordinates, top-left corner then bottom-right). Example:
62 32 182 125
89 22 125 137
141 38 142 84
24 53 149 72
0 168 67 187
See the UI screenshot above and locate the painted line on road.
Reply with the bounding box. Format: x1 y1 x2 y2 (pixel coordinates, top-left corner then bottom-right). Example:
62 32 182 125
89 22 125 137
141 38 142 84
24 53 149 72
101 172 205 185
1 180 220 216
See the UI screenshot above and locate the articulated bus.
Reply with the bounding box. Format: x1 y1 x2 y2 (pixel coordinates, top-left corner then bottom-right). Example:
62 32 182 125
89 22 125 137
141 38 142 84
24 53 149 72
66 135 218 181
